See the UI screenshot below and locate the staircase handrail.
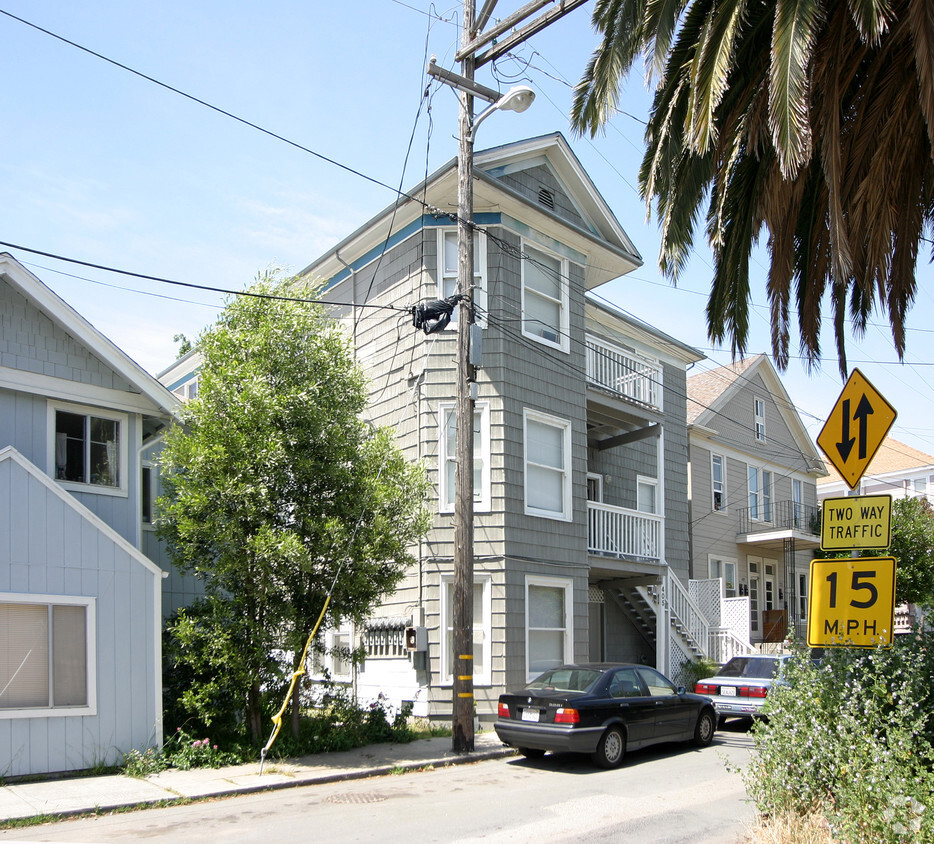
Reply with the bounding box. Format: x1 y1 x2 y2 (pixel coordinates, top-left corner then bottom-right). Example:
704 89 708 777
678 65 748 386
661 569 710 659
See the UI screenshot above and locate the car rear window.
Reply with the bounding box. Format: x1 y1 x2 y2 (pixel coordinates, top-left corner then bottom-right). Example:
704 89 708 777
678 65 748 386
718 657 781 679
526 668 602 693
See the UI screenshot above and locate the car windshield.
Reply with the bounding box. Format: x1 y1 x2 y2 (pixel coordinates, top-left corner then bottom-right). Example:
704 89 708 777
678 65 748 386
717 657 782 679
525 668 603 693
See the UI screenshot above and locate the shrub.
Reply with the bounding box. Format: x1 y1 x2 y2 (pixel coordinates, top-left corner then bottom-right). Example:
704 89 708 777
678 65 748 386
745 633 934 843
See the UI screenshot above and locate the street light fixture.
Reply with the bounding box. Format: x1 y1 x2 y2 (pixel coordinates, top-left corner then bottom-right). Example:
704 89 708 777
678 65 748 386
470 85 536 139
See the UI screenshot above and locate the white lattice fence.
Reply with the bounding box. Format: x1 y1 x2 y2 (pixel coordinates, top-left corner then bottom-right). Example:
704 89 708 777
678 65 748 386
722 596 751 644
689 579 722 626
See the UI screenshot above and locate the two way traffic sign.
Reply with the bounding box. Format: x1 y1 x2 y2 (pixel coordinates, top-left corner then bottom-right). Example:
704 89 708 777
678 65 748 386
817 369 897 489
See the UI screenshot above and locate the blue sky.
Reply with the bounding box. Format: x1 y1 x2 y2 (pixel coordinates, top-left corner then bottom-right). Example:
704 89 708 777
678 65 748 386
2 0 933 456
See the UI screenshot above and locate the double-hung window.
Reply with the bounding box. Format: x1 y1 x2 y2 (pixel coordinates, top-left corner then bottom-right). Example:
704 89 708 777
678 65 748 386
524 410 572 521
0 595 95 717
438 401 490 513
748 467 772 522
526 576 572 679
441 576 491 686
521 241 568 351
49 402 126 493
754 397 766 442
712 454 726 511
438 228 487 327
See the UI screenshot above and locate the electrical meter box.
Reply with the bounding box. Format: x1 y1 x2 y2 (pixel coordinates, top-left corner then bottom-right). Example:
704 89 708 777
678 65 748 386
405 626 427 652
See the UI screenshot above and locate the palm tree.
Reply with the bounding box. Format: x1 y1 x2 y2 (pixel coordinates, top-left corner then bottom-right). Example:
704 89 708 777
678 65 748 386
572 0 934 376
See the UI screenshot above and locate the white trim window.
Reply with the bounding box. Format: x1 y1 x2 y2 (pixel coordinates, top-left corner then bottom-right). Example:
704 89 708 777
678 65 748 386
0 594 96 718
711 453 726 512
438 227 487 328
524 409 572 521
526 576 572 679
792 478 804 527
521 241 569 351
748 466 772 522
329 627 353 681
636 475 658 514
441 576 492 686
438 401 490 513
798 573 808 620
754 397 766 442
48 402 127 495
709 557 738 598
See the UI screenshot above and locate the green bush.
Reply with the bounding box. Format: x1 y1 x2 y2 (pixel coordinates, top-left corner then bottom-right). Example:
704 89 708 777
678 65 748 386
745 633 934 842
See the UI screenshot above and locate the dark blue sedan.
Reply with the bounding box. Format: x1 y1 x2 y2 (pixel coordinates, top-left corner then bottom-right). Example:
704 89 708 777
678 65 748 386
494 663 716 768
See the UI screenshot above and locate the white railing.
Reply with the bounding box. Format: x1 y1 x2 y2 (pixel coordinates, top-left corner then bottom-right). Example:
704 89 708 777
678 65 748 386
586 338 662 410
587 501 662 561
664 569 709 656
709 628 755 663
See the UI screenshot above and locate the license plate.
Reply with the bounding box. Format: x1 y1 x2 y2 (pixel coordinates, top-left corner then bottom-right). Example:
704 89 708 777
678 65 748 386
521 708 540 722
720 686 736 697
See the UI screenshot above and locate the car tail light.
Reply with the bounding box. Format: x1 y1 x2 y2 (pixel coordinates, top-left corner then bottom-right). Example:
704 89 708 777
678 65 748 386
554 708 580 724
695 682 718 695
740 686 769 698
498 702 510 718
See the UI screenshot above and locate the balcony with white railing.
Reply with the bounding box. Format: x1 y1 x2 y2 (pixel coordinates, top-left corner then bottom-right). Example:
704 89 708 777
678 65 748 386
587 501 662 562
586 337 662 411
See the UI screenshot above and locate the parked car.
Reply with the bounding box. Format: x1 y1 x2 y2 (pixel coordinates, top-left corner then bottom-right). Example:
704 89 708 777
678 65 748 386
694 654 792 722
494 663 717 769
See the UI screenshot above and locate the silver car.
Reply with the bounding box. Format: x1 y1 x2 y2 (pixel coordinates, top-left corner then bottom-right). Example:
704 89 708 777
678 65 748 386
694 654 792 722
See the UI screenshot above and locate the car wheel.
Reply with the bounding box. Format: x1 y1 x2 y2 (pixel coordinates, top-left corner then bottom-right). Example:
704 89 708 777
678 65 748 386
591 726 626 769
694 709 715 747
517 747 545 759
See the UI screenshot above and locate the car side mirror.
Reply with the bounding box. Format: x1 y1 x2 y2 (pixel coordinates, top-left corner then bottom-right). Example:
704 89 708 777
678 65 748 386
676 686 686 695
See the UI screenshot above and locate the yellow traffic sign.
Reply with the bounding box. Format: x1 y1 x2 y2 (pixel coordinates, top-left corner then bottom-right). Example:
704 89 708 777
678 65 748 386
817 369 896 489
820 494 892 551
807 557 896 648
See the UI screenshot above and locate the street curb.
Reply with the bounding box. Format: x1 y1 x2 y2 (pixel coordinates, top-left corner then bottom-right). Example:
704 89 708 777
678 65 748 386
3 746 518 825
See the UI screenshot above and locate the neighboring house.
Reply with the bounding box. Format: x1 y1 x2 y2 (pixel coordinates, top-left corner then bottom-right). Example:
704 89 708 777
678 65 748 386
0 254 180 777
295 132 709 720
817 437 934 501
686 355 827 648
817 437 934 634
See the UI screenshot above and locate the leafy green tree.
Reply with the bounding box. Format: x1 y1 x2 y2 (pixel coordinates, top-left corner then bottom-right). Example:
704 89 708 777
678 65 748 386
572 0 934 375
157 274 430 744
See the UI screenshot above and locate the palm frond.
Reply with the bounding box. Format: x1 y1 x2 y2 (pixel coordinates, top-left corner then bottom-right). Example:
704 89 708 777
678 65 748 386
847 0 894 44
907 0 934 151
769 0 822 176
645 0 692 81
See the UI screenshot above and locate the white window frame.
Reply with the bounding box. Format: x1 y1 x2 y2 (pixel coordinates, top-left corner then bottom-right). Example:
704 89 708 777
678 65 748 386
523 409 572 521
792 478 804 528
748 466 773 522
520 240 569 352
754 396 766 442
440 575 492 687
711 453 726 512
636 475 658 514
438 227 487 328
708 556 738 598
328 625 354 682
47 401 128 497
798 572 808 620
438 401 491 513
0 593 97 719
525 575 573 681
586 472 603 503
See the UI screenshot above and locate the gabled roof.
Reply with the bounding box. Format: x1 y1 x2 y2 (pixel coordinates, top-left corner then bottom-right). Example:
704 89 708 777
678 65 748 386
0 253 180 420
687 354 825 472
302 133 642 291
818 437 934 486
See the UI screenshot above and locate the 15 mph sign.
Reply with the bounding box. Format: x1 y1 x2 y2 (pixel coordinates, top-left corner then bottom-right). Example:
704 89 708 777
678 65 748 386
807 557 896 648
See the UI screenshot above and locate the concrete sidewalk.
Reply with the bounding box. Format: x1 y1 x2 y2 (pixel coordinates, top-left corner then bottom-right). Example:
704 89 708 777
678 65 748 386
0 731 513 823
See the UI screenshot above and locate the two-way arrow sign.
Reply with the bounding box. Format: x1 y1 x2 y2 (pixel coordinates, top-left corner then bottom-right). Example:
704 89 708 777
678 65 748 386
818 369 897 489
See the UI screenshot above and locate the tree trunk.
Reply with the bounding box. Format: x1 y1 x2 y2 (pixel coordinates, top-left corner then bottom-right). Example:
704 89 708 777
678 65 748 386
248 681 263 746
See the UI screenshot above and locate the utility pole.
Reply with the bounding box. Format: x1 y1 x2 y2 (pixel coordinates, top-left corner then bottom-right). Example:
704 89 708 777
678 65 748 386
452 0 477 755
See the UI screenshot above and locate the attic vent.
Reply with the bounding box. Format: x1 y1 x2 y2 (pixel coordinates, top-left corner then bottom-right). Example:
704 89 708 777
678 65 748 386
538 187 555 210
